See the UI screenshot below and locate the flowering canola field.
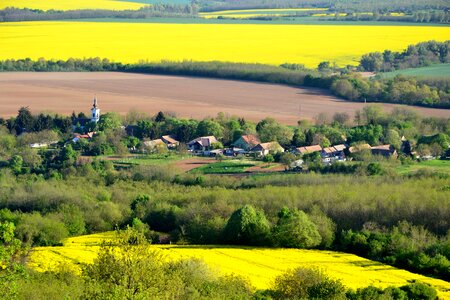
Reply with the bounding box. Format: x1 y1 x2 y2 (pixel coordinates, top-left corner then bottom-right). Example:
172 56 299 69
0 21 449 67
199 8 328 19
28 233 450 298
0 0 148 11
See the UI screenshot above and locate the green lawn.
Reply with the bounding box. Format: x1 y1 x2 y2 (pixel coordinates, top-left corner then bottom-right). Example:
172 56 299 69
396 159 450 175
111 153 185 166
190 160 256 174
379 63 450 79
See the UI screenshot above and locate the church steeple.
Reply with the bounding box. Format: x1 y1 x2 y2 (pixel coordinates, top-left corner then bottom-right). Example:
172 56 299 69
91 96 100 123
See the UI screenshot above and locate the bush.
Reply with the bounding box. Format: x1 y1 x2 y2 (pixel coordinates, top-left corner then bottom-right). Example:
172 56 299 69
272 208 321 248
223 205 271 246
400 281 438 300
272 267 346 300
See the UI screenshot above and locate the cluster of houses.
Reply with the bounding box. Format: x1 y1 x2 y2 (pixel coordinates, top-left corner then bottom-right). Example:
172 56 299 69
142 132 398 165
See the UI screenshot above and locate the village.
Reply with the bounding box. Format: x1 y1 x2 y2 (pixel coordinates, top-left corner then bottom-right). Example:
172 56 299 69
51 97 441 175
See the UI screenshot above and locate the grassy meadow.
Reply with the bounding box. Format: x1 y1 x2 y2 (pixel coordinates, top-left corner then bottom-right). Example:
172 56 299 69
0 0 148 11
379 63 450 78
28 232 450 297
0 21 449 67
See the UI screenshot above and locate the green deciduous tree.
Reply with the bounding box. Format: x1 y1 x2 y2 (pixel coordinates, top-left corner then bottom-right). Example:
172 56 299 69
223 205 270 246
272 208 321 248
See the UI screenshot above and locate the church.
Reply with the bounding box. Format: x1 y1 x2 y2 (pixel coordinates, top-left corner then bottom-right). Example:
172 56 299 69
72 97 101 130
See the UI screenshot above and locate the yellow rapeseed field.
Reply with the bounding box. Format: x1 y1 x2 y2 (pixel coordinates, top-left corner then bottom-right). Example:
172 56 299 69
28 233 450 298
0 0 147 11
0 21 448 67
200 8 328 19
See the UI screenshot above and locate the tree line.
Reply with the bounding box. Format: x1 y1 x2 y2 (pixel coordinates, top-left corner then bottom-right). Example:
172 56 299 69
0 4 198 22
198 0 449 14
360 41 450 72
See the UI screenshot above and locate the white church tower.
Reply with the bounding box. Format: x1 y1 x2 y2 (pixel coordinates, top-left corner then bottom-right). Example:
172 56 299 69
91 96 100 123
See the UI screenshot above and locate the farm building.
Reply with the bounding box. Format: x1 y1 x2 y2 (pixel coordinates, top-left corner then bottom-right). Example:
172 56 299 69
188 136 218 153
161 135 179 148
293 145 322 155
233 134 261 151
371 145 398 158
251 142 284 157
321 144 347 163
348 143 371 154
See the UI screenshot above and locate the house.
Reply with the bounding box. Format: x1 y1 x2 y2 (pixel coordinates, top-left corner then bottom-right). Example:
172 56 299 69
348 143 371 154
250 142 284 157
233 134 261 151
187 136 218 153
293 145 322 155
321 144 347 163
161 135 180 148
371 145 398 158
72 132 96 143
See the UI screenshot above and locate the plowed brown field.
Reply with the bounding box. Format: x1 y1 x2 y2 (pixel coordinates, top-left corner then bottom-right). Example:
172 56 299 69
0 72 448 124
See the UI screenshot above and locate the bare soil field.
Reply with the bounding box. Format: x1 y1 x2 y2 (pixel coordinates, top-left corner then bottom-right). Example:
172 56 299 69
0 72 448 124
171 157 216 172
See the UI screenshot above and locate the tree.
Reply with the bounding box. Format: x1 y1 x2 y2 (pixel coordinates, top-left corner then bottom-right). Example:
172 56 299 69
59 144 78 168
272 208 321 248
8 155 23 174
196 119 223 139
0 222 27 299
14 107 34 134
318 61 331 71
385 129 401 150
97 112 122 131
257 118 293 147
292 128 306 147
333 112 350 126
223 205 271 246
279 152 297 170
154 111 166 123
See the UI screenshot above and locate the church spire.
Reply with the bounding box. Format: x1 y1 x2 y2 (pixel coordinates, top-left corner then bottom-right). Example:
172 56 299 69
91 95 100 123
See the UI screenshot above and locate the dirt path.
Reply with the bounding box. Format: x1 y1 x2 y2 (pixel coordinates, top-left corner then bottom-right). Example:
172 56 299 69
0 72 448 124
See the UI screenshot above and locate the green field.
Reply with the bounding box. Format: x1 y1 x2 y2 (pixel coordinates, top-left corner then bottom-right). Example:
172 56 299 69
190 160 256 174
379 63 450 78
396 159 450 175
110 153 185 167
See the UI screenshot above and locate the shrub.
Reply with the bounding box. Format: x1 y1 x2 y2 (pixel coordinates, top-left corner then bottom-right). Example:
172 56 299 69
272 208 321 248
223 205 271 246
272 267 346 300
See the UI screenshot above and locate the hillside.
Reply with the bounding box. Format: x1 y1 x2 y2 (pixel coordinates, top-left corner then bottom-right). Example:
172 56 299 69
28 232 450 298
